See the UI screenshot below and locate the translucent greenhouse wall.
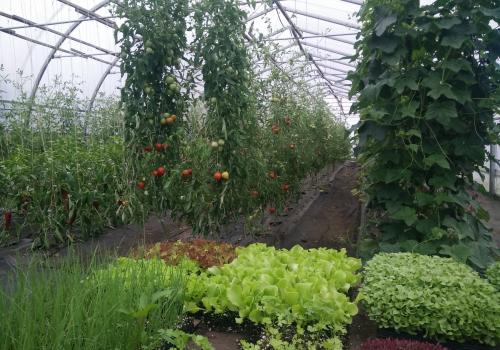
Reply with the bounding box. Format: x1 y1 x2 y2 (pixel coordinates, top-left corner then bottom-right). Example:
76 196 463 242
0 0 366 120
1 0 121 101
475 144 500 196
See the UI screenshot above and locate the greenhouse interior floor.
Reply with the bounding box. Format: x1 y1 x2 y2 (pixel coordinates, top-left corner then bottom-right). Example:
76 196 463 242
0 161 499 350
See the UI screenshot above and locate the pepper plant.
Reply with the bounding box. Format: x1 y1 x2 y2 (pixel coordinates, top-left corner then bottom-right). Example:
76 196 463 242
350 0 500 269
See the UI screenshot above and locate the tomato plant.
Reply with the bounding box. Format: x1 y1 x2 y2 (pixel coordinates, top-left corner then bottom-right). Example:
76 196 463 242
0 0 351 247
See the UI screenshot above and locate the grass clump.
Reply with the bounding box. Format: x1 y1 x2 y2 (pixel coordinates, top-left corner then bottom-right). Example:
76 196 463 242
0 255 189 350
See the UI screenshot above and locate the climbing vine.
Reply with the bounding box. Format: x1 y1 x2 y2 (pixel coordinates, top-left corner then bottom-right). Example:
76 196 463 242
350 0 500 269
111 0 350 236
191 0 263 231
114 0 189 219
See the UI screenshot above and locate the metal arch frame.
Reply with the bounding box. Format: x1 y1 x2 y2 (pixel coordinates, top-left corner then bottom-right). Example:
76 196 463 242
301 41 353 59
241 0 361 116
0 11 117 57
308 52 356 68
29 0 114 104
297 27 355 46
279 5 360 30
18 0 360 115
87 56 120 112
272 0 348 118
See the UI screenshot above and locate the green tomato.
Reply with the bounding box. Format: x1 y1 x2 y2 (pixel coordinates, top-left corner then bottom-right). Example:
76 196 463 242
145 47 154 54
166 76 175 85
169 83 177 91
217 139 225 146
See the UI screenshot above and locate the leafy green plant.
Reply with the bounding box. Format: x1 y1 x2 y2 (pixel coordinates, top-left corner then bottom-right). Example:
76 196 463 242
360 253 500 345
240 326 343 350
143 239 237 268
486 261 500 290
186 243 361 346
350 0 500 269
0 255 187 350
144 329 214 350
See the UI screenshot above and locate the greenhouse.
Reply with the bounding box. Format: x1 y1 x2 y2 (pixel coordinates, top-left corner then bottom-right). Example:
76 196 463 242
0 0 499 349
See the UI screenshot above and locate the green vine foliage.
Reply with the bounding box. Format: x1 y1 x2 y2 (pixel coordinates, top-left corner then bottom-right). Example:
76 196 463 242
114 0 189 216
112 0 350 235
191 0 263 230
349 0 500 269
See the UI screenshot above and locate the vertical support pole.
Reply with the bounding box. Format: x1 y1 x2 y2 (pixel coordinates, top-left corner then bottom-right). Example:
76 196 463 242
490 144 497 195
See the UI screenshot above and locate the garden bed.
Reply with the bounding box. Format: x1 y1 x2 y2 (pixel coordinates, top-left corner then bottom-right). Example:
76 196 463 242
0 163 347 284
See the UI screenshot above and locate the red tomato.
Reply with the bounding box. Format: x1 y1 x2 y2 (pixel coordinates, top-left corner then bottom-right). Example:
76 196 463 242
181 169 191 179
155 143 164 152
271 124 280 134
156 166 166 176
268 207 276 214
144 145 153 152
137 181 146 189
152 170 159 177
250 190 259 198
213 171 222 182
3 211 12 230
282 183 290 192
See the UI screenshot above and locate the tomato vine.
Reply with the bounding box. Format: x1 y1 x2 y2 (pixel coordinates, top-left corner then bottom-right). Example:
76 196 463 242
114 0 189 218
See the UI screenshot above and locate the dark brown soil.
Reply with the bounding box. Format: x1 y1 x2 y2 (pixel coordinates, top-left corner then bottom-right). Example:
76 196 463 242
0 215 190 284
277 162 360 255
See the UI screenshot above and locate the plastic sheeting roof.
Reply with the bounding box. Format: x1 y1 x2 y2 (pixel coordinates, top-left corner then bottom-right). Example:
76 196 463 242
0 0 364 123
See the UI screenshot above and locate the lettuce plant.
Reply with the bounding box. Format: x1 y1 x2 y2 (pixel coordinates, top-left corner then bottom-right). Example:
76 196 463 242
186 243 361 341
361 253 500 346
